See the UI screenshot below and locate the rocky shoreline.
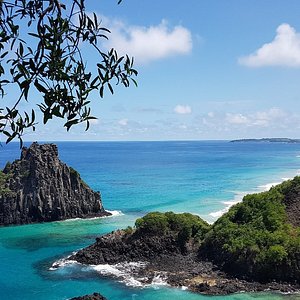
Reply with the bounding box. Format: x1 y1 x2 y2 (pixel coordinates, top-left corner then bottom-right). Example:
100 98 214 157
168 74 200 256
70 229 300 295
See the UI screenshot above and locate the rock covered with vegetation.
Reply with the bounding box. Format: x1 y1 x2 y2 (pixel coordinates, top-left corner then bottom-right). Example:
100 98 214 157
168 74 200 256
201 177 300 283
72 212 210 265
71 177 300 294
0 142 110 225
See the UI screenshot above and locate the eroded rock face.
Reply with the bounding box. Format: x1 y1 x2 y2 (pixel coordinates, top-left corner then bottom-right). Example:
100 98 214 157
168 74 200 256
70 292 107 300
0 142 110 225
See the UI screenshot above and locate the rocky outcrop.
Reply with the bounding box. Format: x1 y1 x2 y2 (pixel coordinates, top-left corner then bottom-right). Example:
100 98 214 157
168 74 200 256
0 142 110 225
69 199 300 296
70 228 300 295
72 229 182 265
70 293 107 300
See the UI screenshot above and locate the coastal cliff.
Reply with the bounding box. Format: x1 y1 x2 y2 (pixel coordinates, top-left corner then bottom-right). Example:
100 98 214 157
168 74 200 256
0 142 110 225
70 178 300 295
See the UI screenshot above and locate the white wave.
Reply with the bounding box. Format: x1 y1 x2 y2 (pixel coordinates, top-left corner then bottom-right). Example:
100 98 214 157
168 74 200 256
257 182 281 191
149 273 169 287
209 207 228 218
60 210 124 223
105 210 124 217
222 200 240 206
209 191 250 218
209 170 300 220
51 258 170 289
92 261 148 287
49 254 79 271
62 218 82 222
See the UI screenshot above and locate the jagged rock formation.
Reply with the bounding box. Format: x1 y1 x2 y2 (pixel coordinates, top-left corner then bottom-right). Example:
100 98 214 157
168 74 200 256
0 142 110 225
70 293 107 300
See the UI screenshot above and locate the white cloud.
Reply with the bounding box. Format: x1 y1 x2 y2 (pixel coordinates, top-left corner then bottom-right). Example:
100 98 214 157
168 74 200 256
239 23 300 67
100 16 192 64
118 118 128 126
204 107 290 129
251 107 287 126
174 105 192 114
226 113 249 125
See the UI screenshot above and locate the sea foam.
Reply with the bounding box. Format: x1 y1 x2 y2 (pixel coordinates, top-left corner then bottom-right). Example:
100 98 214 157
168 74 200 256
60 210 124 223
92 261 147 287
50 257 169 288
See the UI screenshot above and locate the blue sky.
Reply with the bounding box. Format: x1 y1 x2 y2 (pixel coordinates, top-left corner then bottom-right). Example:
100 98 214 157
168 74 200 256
23 0 300 140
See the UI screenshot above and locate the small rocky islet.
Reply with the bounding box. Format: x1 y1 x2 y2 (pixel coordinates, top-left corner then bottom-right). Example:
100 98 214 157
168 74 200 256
70 293 107 300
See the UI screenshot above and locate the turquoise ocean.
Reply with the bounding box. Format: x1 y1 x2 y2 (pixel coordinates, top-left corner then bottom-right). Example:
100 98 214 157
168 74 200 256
1 141 300 300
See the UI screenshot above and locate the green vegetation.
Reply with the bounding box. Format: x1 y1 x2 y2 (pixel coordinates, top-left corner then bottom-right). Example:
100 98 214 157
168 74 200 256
69 166 89 188
0 170 11 195
135 211 211 248
124 226 134 235
134 177 300 282
69 167 80 177
202 177 300 282
0 0 137 146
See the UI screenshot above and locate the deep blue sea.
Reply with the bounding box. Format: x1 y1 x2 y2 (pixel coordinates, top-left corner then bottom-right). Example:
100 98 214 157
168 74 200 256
1 141 300 300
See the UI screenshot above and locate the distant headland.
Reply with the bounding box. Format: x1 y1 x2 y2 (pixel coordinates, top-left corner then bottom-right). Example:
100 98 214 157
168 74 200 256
230 138 300 143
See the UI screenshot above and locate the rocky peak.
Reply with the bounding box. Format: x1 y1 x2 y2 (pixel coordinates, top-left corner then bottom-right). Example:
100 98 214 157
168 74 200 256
0 142 110 225
21 142 58 161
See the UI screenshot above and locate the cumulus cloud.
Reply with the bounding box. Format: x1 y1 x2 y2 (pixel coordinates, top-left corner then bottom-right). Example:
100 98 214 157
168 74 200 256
100 16 192 64
239 23 300 67
174 105 192 114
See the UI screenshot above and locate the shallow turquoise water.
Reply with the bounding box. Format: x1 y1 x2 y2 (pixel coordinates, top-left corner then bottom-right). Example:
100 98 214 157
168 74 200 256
1 141 300 300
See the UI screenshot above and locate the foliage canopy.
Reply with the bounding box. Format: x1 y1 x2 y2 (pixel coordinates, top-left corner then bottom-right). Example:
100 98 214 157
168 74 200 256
0 0 137 145
134 177 300 282
135 211 211 249
202 177 300 282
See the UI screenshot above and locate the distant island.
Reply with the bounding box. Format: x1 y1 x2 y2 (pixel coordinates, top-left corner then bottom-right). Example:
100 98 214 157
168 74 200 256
230 138 300 143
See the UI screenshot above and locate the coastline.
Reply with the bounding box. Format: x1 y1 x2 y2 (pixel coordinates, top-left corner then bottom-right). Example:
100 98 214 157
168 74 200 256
59 167 300 296
208 167 300 221
60 210 124 223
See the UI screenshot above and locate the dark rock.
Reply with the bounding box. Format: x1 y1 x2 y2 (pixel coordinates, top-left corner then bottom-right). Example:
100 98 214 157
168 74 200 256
70 292 107 300
0 142 111 225
282 178 300 227
72 229 181 265
70 229 300 296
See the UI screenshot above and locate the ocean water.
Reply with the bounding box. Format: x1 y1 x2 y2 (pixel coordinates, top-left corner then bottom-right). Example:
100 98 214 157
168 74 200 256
1 141 300 300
